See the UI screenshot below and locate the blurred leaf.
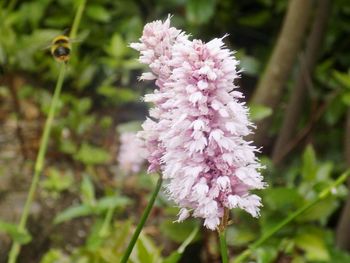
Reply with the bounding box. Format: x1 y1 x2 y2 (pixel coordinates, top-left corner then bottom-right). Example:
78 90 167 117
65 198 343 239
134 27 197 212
333 70 350 89
54 204 92 224
105 33 127 58
324 94 346 125
186 0 216 24
130 232 162 263
241 55 261 76
40 249 70 263
255 246 278 263
301 145 317 181
264 187 303 210
341 92 350 106
75 143 110 165
42 168 74 193
97 86 138 104
94 196 131 213
117 121 143 133
76 98 92 113
164 225 199 263
163 252 181 263
315 162 334 181
249 104 272 121
295 228 330 261
0 220 32 244
238 11 270 27
59 139 78 155
160 219 199 243
227 225 257 246
80 175 96 206
297 197 338 222
86 5 111 23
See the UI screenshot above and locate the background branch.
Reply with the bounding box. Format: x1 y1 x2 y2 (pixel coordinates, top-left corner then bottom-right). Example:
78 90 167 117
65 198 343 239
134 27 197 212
250 0 313 146
336 109 350 250
272 0 331 165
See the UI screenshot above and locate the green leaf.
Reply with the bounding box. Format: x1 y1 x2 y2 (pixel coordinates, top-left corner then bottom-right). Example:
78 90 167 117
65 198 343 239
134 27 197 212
0 220 32 244
59 139 78 155
297 197 338 222
40 249 69 263
226 225 257 246
164 225 199 263
249 104 272 121
264 187 303 211
160 219 199 243
238 11 270 27
132 233 162 263
301 145 317 181
42 168 74 193
97 86 138 104
76 98 92 114
333 70 350 89
295 228 330 261
255 246 278 263
341 92 350 106
163 252 181 263
186 0 216 24
80 175 96 206
75 143 110 165
105 33 127 58
54 204 93 224
240 55 261 76
94 196 131 213
86 5 111 23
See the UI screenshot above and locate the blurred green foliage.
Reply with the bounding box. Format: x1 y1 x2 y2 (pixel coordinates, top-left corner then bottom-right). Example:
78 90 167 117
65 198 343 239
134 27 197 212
1 0 350 262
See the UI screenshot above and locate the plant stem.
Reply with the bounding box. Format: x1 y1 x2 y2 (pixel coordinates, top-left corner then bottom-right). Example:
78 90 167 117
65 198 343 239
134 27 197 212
70 0 87 39
234 170 350 263
120 175 163 263
219 229 229 263
7 63 66 263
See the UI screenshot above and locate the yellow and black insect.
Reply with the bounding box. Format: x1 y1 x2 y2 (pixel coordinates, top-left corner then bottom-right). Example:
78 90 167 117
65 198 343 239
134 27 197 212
50 33 72 63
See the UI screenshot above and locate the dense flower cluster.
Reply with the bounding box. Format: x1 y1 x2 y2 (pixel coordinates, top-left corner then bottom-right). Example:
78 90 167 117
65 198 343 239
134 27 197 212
117 132 145 174
130 16 188 173
131 17 265 230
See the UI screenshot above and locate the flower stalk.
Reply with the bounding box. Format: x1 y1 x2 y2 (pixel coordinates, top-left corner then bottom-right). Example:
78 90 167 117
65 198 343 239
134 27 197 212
7 63 66 263
218 208 230 263
7 1 87 262
120 175 163 263
234 170 350 263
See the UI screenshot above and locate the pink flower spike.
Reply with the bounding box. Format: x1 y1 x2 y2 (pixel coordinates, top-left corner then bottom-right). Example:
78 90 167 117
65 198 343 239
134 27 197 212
132 16 265 230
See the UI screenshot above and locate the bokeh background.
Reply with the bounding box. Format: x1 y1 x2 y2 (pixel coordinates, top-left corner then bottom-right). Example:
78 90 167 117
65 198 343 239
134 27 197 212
1 0 350 262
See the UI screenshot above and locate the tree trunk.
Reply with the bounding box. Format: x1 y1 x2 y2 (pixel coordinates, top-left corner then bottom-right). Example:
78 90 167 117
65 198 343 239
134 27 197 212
272 0 331 165
250 0 313 146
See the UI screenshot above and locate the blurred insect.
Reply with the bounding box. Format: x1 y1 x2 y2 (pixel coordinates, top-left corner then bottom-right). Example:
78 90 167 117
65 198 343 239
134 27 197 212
48 29 81 63
50 33 72 63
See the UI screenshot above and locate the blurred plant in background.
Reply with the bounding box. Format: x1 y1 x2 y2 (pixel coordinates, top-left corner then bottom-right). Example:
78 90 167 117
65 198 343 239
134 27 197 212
1 0 350 262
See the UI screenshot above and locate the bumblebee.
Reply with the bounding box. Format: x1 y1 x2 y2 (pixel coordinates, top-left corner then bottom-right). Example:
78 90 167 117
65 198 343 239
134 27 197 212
50 34 71 63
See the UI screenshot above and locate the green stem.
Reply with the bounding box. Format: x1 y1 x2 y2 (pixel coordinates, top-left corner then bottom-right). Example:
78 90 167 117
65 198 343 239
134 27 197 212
7 63 66 263
70 0 87 39
219 230 229 263
120 175 163 263
234 170 350 263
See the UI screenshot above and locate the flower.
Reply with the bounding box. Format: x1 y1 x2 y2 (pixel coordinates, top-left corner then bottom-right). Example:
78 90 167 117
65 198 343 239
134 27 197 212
130 15 188 173
132 16 265 230
117 132 145 174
